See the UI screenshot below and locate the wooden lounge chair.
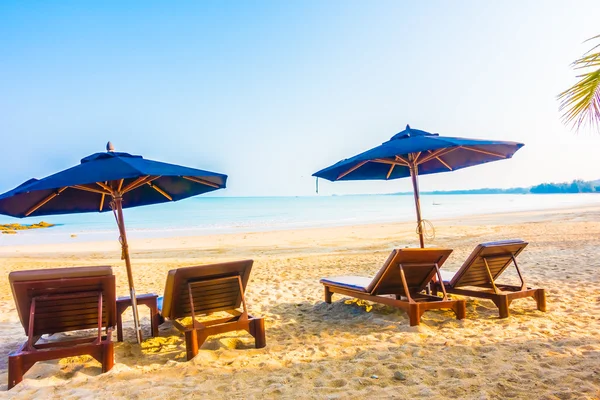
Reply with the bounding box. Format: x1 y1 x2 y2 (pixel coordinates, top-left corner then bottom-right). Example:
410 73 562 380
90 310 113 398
432 240 546 318
320 249 466 326
7 266 116 390
160 260 266 360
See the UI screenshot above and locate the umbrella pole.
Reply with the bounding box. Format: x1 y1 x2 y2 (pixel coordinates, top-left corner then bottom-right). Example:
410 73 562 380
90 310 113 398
113 196 143 344
409 163 425 248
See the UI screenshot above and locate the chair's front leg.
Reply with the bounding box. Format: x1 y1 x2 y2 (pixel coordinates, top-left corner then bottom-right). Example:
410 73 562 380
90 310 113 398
408 304 423 326
492 295 510 318
184 330 199 361
102 341 114 372
249 318 266 348
534 289 547 312
454 300 466 320
8 354 24 390
324 286 333 303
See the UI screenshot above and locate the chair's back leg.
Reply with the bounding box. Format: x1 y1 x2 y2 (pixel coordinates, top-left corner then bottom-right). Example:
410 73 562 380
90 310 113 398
26 298 37 351
433 263 448 300
236 276 249 321
511 255 527 291
96 292 103 343
398 264 414 303
483 257 500 294
187 282 197 324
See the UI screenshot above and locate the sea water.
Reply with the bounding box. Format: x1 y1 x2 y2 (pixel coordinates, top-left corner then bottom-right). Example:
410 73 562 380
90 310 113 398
0 193 597 246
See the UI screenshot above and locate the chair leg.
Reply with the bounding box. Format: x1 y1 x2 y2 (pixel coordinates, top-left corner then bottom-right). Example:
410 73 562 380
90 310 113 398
324 286 332 304
493 295 510 318
151 306 160 338
116 308 124 342
408 304 422 326
454 300 466 320
249 318 266 349
8 354 24 390
102 342 114 372
195 331 210 349
184 330 199 361
534 289 547 312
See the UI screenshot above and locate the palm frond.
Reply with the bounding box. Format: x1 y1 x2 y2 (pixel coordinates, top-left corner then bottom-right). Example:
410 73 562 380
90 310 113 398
558 36 600 132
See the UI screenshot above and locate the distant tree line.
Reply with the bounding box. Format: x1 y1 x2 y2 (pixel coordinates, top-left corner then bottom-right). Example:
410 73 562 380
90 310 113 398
393 179 600 195
529 180 600 194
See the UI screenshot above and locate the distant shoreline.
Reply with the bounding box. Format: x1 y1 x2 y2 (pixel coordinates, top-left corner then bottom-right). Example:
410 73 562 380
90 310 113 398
388 191 600 196
390 178 600 195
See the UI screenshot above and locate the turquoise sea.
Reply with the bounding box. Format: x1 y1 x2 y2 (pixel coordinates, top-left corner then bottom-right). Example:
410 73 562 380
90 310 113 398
0 193 597 246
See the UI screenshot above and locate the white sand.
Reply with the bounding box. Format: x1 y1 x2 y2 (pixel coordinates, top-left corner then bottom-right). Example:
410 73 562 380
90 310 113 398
1 205 600 399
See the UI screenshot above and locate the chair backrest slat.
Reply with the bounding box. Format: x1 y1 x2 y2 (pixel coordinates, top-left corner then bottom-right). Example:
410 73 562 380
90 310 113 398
369 249 453 296
450 240 528 288
161 260 253 320
9 266 115 336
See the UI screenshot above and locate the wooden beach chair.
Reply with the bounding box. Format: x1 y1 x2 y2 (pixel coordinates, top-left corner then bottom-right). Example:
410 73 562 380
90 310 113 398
432 240 546 318
320 249 466 326
160 260 266 360
7 266 116 390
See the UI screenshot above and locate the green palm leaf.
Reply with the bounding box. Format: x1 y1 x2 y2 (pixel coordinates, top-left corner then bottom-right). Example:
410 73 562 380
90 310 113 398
558 35 600 132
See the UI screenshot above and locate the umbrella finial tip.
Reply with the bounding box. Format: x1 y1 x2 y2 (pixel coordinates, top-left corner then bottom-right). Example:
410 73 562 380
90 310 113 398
106 142 115 152
406 124 411 130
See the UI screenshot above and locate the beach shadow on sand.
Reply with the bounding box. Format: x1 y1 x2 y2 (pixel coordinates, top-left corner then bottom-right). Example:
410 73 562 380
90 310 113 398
266 298 470 337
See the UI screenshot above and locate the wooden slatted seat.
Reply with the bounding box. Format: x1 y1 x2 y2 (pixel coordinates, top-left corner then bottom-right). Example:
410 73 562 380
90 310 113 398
320 249 466 326
432 240 546 318
7 266 116 390
160 260 265 360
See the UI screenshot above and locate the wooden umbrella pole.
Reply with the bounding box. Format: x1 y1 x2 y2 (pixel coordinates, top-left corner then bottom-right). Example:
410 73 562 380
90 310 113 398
112 195 143 344
409 161 425 248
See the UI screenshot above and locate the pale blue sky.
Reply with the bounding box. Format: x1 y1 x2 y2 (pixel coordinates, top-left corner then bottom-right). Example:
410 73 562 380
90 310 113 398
1 1 599 196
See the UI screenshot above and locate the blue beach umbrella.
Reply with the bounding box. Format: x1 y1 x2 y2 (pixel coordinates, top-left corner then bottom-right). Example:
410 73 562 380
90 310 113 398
313 125 524 247
0 143 227 343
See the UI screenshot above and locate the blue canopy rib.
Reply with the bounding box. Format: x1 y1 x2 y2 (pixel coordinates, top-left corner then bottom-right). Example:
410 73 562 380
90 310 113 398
96 181 114 193
121 176 154 193
373 158 409 166
396 155 410 164
147 182 172 200
460 146 507 158
127 176 160 194
337 161 369 180
418 147 459 165
386 164 395 179
100 191 106 212
436 156 453 171
182 175 221 188
26 187 68 216
412 152 423 164
71 184 111 195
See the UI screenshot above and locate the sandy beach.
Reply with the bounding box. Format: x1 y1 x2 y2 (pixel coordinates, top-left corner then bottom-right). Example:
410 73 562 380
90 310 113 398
1 204 599 399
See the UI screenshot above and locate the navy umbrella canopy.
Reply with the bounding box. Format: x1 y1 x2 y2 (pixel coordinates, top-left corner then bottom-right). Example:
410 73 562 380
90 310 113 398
0 150 226 217
0 144 227 343
313 125 524 247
